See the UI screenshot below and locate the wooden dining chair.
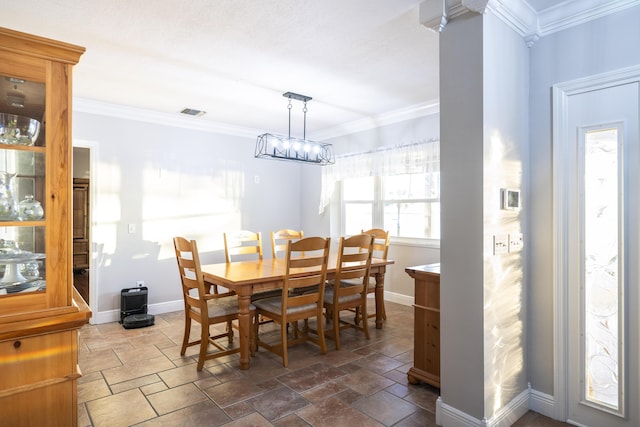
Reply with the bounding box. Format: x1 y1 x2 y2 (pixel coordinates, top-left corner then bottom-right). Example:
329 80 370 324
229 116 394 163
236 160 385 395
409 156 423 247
354 228 390 324
253 236 331 367
270 229 304 259
323 233 374 350
173 236 254 371
223 230 263 263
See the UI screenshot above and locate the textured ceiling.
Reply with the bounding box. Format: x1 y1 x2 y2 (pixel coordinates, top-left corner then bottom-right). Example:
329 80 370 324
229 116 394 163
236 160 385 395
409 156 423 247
0 0 612 138
1 0 437 137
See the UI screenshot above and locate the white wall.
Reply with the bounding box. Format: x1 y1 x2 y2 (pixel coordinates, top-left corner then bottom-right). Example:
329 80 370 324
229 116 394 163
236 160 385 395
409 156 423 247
482 10 529 418
528 4 640 396
73 107 441 322
300 113 441 302
438 9 529 422
74 111 302 321
440 11 486 419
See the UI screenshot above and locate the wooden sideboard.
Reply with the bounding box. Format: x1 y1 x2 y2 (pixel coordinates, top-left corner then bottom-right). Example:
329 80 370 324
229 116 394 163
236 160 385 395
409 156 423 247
405 263 440 388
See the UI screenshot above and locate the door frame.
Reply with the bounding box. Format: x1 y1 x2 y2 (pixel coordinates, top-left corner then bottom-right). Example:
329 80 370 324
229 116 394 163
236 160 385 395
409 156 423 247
72 139 98 324
552 65 640 422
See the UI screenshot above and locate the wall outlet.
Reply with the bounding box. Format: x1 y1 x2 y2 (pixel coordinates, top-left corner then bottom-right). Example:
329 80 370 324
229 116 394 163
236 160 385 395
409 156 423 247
136 280 145 287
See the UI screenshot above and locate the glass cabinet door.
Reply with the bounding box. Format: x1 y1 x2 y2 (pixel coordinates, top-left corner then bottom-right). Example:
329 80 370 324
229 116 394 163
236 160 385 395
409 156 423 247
0 74 47 296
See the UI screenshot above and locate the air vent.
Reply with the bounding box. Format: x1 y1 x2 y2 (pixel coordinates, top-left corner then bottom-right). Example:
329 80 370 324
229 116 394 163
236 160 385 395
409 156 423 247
180 108 206 117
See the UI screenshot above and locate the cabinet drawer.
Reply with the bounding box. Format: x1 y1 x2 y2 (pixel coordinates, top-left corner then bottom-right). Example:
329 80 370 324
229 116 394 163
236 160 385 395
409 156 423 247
0 330 77 390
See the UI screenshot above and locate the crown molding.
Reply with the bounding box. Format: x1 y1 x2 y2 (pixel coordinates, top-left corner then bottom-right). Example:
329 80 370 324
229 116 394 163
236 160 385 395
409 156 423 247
74 97 440 142
536 0 640 36
313 99 440 140
420 0 640 46
73 97 262 139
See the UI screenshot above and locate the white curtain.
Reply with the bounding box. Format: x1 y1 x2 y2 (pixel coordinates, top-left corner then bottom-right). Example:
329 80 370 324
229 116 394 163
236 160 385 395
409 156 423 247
319 139 440 213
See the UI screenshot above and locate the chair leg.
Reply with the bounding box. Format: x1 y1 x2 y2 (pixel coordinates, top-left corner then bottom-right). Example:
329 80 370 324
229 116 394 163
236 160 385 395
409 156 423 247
333 306 341 350
253 312 260 352
197 323 209 371
227 320 234 343
317 312 327 355
181 315 191 355
361 302 370 340
281 320 289 367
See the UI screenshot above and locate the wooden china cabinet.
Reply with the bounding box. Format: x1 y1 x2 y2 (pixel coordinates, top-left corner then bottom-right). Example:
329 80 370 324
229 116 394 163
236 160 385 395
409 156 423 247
0 27 91 425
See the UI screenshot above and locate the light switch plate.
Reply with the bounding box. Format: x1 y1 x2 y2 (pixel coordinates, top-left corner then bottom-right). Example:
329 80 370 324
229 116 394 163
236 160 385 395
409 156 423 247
493 234 509 255
509 233 523 252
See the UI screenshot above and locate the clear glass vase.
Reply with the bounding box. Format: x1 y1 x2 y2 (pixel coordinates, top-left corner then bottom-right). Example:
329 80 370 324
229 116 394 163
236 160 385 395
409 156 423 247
19 194 44 220
0 171 18 221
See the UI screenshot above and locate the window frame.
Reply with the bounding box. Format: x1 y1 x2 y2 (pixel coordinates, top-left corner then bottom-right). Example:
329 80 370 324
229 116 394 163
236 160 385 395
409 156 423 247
340 174 440 247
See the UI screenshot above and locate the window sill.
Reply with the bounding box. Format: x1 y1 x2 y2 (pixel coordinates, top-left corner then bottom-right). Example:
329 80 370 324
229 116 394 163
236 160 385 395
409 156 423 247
390 237 440 249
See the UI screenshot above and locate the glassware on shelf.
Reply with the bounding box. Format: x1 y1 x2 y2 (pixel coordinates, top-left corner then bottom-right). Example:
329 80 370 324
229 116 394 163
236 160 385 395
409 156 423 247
0 239 20 256
19 194 44 220
0 113 41 146
0 171 19 220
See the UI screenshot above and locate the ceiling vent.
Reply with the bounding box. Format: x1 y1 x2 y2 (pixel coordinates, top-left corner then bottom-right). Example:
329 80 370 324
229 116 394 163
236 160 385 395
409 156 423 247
180 108 206 117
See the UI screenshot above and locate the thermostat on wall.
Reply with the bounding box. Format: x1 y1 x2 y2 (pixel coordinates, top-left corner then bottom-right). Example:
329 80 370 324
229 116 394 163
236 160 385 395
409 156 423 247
501 188 521 210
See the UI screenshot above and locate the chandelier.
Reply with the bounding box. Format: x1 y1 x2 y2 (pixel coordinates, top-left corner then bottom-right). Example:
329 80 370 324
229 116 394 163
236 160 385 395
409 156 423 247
255 92 334 165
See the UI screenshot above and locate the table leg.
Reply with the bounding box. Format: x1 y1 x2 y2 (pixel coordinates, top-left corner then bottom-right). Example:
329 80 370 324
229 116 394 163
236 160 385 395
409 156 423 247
374 270 385 329
237 293 252 370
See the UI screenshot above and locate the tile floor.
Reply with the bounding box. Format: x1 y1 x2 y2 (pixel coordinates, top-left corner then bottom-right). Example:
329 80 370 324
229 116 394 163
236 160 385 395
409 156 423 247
78 301 567 427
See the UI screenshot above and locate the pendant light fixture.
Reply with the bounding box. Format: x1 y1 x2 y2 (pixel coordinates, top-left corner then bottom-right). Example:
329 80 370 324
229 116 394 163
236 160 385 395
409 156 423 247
255 92 334 165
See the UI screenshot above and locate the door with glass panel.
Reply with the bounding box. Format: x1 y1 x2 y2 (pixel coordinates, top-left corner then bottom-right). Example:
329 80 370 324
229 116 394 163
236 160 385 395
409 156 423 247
564 81 639 427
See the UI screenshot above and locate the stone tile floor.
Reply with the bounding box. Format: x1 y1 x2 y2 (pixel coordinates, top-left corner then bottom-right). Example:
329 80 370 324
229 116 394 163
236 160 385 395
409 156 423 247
78 301 567 426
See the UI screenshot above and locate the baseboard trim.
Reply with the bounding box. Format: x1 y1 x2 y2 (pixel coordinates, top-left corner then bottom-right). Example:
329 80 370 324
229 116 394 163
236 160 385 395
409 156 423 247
528 384 556 419
92 299 184 324
384 290 413 307
437 386 556 427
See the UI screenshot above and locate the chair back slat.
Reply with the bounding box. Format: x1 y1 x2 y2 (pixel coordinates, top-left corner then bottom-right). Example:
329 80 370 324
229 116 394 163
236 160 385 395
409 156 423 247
173 236 210 316
271 229 304 259
361 228 390 260
282 236 330 311
333 234 374 298
224 230 263 263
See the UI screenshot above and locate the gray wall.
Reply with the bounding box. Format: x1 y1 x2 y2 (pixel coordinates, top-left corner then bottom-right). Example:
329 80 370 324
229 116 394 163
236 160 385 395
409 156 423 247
74 112 302 318
439 9 529 420
74 108 441 321
440 12 486 419
301 113 441 302
528 4 640 396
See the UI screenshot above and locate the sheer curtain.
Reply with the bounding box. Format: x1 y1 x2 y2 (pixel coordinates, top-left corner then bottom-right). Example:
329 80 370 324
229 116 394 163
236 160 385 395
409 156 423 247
319 139 440 213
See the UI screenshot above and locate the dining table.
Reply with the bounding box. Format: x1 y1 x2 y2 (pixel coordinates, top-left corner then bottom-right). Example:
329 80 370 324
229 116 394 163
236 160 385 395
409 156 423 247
201 254 394 370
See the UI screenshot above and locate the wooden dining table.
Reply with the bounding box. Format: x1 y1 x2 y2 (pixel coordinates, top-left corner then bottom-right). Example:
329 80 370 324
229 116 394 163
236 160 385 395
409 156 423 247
201 255 394 369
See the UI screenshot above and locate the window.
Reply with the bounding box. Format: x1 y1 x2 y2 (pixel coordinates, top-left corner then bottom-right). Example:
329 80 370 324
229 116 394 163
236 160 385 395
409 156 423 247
322 141 440 242
342 173 440 240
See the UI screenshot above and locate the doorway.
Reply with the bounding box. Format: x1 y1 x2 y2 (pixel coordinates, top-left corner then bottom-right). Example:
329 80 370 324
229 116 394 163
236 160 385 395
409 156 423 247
553 68 640 426
72 146 91 304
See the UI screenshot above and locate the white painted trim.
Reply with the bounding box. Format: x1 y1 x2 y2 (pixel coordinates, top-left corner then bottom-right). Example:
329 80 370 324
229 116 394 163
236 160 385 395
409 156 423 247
315 100 440 140
537 0 640 36
384 290 414 307
437 387 558 427
484 388 529 427
74 96 440 141
438 399 483 427
435 0 640 47
529 386 556 420
93 299 184 325
73 97 262 139
552 64 640 423
72 139 99 324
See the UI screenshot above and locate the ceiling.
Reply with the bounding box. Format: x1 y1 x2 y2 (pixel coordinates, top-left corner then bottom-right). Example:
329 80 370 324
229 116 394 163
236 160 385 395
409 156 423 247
0 0 626 138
